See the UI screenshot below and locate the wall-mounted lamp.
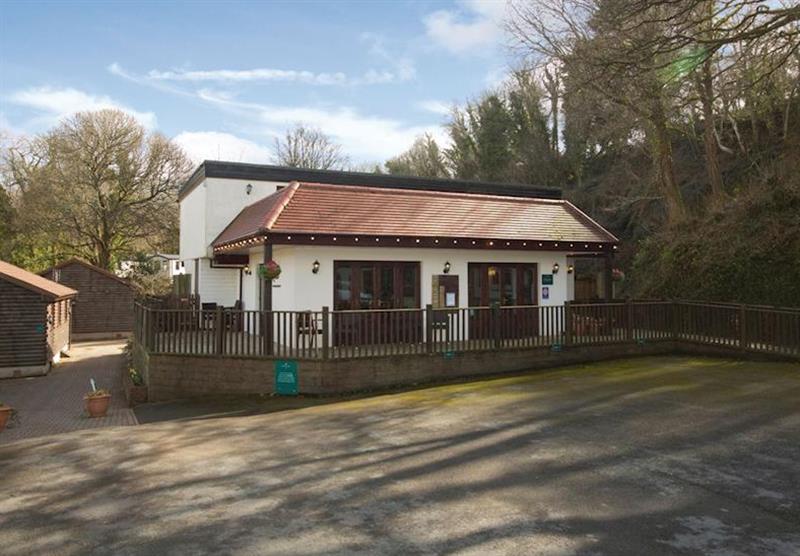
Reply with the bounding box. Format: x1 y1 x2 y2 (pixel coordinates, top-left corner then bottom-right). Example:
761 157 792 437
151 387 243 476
312 260 320 274
245 183 253 195
567 264 574 274
243 265 252 275
552 263 560 274
443 261 451 274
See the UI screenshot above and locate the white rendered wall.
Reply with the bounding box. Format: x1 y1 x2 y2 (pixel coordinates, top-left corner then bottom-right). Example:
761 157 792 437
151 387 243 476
242 248 262 311
197 259 239 307
245 245 573 311
179 185 207 260
179 175 287 300
202 177 282 257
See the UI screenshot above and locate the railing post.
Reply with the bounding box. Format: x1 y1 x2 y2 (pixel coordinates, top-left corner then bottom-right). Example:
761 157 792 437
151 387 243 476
492 302 501 350
671 301 680 342
143 306 149 350
425 304 434 353
564 301 572 347
739 304 747 352
261 310 274 357
215 306 224 355
147 308 155 351
626 298 634 342
322 306 330 360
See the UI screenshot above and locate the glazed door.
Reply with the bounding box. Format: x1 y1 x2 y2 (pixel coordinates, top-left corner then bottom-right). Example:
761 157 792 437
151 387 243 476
333 261 421 346
468 263 538 340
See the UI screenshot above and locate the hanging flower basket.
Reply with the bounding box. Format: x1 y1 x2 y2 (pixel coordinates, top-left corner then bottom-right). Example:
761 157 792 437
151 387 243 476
259 260 282 280
612 268 626 282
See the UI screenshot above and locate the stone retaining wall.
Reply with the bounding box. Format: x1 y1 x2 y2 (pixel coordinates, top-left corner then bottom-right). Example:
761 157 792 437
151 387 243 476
135 339 799 403
141 342 686 402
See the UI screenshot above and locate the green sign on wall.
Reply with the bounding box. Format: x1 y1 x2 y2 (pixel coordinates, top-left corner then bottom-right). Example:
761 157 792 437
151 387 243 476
542 274 554 285
274 360 298 395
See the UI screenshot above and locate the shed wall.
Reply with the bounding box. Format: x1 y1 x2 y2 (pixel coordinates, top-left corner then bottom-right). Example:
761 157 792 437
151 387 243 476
0 278 48 368
44 263 134 334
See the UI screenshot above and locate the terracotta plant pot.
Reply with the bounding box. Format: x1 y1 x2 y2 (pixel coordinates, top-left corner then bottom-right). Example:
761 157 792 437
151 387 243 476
0 406 12 431
85 394 111 418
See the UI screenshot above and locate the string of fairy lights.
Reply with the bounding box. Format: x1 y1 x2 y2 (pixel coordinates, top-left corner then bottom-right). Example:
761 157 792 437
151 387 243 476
213 234 618 254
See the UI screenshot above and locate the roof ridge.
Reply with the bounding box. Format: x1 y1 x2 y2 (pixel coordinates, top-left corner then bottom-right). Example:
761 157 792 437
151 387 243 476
263 182 301 230
561 201 619 243
295 181 565 205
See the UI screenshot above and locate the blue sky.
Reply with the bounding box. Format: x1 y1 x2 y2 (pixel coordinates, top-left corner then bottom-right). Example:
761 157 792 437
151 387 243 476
1 0 513 165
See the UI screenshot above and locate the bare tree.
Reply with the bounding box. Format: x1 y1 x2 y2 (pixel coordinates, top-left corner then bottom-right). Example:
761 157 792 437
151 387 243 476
509 0 689 223
8 109 191 270
273 124 349 170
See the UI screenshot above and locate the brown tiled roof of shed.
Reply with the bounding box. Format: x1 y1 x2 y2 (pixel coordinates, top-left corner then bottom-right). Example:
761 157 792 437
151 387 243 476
0 260 78 300
213 182 618 248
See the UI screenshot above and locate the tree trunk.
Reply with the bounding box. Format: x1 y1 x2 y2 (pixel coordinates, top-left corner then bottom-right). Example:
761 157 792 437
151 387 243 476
649 100 686 224
544 68 560 157
697 58 725 207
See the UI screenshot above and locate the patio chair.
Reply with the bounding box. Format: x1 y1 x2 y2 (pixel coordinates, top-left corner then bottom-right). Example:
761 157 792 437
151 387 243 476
296 311 320 350
201 302 217 329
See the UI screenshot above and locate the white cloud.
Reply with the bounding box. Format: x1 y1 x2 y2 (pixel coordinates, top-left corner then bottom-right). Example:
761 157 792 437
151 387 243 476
147 67 349 86
110 32 417 90
6 86 157 129
173 131 272 164
416 100 452 116
195 89 447 162
109 64 443 162
115 58 415 88
424 0 508 54
358 33 416 82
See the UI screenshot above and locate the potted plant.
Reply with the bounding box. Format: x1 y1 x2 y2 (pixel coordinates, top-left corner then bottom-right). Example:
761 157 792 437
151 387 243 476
125 368 148 406
85 389 112 418
0 403 13 432
258 260 282 280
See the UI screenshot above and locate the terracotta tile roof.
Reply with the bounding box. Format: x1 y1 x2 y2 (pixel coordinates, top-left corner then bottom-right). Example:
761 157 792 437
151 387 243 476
213 182 618 247
0 260 78 300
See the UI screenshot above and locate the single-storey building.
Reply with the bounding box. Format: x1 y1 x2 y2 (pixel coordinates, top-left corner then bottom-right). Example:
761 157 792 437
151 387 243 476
179 162 618 318
42 258 135 340
0 260 77 378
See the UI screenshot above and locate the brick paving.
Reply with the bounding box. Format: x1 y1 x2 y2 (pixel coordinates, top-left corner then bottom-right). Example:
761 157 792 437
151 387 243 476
0 340 137 442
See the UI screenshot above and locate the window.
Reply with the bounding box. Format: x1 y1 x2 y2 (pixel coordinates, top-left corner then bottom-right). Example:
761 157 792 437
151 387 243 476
333 261 420 310
468 263 538 307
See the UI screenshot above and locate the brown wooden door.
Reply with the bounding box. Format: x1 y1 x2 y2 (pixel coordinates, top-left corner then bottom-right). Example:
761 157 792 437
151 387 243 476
468 263 538 340
333 261 421 346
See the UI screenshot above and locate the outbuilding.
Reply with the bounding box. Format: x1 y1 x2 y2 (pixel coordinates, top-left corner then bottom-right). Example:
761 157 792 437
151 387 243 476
42 258 135 340
0 260 77 378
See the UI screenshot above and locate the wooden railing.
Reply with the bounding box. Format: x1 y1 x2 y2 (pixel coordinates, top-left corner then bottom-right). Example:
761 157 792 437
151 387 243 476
133 300 800 361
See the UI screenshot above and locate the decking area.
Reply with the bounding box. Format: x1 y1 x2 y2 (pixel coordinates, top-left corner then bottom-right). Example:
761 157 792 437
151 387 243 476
135 300 800 361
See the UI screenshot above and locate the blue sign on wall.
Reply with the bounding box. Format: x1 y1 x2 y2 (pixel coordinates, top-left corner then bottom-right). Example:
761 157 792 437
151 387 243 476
274 360 298 395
